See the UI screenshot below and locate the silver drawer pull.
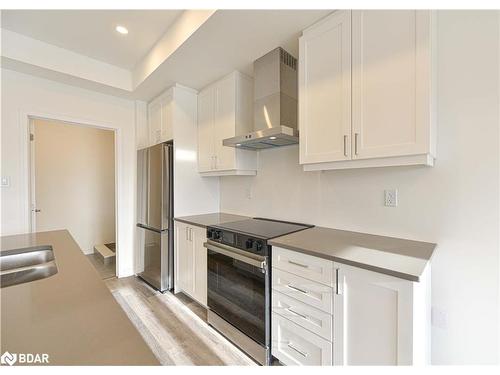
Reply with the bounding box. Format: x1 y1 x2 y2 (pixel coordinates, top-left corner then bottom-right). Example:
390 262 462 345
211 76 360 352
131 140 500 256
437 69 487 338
288 260 309 268
288 342 308 357
287 284 308 295
286 307 308 320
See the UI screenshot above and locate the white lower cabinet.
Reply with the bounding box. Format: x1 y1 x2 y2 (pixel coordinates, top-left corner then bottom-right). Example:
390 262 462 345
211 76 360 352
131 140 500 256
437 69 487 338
174 222 207 306
272 290 332 341
333 263 429 365
272 268 333 314
272 313 332 366
272 246 430 366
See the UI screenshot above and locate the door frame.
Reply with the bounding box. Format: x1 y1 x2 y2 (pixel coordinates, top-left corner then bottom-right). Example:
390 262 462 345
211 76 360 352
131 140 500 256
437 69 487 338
25 111 120 277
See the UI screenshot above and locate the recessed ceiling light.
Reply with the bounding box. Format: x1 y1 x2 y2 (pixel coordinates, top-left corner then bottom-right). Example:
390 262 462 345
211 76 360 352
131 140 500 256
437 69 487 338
269 136 277 140
115 25 128 35
236 143 241 147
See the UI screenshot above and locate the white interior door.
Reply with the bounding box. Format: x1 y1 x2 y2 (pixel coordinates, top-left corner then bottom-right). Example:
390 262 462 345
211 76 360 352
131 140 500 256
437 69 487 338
31 118 116 254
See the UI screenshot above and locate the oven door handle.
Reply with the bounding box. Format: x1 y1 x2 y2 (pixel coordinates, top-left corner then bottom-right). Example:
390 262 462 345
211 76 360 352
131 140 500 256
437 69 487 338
204 242 266 270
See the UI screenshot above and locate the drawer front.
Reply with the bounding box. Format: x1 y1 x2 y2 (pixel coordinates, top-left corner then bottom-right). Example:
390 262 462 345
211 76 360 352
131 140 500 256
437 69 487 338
272 313 332 366
273 246 334 286
272 290 332 341
272 268 333 314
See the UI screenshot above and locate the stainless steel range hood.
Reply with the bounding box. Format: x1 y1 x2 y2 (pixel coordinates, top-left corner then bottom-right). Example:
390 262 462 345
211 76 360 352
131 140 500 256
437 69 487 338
223 47 298 150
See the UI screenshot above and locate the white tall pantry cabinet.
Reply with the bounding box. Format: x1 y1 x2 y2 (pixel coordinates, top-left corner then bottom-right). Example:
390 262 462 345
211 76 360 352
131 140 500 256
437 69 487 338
299 10 436 170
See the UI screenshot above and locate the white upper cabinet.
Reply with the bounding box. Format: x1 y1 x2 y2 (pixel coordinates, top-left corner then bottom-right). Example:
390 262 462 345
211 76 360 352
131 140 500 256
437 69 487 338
299 10 352 164
135 101 149 150
197 71 258 176
300 10 436 171
148 90 173 146
197 89 215 172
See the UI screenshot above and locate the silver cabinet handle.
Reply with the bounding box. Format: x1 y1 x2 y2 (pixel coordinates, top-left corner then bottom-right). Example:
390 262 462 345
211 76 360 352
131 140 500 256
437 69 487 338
214 155 217 170
287 284 308 295
354 133 359 155
343 135 348 157
286 307 308 320
288 260 308 268
335 268 341 295
185 227 189 241
288 342 308 357
189 228 193 241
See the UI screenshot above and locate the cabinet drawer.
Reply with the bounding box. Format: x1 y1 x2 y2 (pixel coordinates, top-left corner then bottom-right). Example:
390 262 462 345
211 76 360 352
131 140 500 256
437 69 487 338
272 290 332 341
272 268 333 314
272 313 332 366
273 246 334 286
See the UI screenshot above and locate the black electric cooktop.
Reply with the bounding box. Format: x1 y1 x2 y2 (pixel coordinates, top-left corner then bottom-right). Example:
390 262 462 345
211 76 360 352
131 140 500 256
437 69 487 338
211 217 313 240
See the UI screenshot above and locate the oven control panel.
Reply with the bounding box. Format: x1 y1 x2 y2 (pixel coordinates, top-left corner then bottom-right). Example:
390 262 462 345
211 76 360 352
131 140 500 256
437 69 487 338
206 228 268 256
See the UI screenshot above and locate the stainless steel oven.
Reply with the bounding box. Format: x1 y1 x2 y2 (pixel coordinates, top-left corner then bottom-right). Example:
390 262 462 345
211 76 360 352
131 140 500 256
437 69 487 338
204 218 312 365
205 240 270 365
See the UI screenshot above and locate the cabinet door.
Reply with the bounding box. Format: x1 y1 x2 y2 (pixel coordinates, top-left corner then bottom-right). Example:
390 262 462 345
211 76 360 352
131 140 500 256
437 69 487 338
299 10 351 164
176 222 194 294
192 226 207 306
272 313 332 366
333 263 413 365
214 75 236 171
160 94 173 142
197 88 215 172
148 99 162 145
352 10 431 159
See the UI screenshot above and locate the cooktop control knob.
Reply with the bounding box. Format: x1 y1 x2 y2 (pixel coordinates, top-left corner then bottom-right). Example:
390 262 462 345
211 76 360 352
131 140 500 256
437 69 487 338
245 239 254 249
213 230 222 240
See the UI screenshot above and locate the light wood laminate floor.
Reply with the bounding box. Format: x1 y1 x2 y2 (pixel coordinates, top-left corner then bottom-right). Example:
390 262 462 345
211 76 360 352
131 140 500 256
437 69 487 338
105 276 256 366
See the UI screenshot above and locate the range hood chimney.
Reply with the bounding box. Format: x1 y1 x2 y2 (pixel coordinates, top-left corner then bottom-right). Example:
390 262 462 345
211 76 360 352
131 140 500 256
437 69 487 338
223 47 298 150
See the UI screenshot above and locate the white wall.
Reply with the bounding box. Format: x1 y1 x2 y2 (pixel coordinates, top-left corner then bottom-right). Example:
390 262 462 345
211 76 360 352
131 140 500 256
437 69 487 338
33 119 115 254
1 68 137 277
220 11 499 364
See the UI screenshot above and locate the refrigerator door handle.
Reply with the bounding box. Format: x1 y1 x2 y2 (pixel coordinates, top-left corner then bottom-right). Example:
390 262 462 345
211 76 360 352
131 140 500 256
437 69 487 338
145 148 150 226
162 143 172 230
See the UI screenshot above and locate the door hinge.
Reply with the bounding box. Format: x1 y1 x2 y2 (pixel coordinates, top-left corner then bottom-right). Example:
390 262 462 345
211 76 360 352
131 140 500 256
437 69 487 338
30 133 34 141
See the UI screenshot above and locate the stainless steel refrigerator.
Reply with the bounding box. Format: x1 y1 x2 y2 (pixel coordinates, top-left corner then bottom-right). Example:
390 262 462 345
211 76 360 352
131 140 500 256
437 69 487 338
136 142 173 292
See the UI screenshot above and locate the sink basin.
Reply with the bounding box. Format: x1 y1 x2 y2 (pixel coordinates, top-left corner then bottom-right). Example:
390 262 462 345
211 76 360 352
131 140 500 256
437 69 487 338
0 246 58 288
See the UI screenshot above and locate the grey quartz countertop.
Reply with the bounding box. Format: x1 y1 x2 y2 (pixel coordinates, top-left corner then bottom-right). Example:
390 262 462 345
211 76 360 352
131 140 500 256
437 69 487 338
174 212 249 228
0 230 159 365
269 227 436 282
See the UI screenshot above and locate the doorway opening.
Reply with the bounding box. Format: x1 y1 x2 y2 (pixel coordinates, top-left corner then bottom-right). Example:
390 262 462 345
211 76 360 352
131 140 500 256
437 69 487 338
29 117 117 279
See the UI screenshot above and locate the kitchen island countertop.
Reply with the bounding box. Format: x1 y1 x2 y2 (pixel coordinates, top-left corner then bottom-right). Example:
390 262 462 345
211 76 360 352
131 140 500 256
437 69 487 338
0 230 159 365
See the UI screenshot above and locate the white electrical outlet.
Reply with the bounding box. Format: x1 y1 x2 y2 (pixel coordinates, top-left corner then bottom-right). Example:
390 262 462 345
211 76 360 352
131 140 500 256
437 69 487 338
384 189 398 207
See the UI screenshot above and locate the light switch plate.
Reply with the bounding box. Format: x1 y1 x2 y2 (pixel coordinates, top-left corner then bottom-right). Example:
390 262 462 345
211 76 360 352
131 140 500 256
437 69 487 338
384 189 398 207
1 176 10 187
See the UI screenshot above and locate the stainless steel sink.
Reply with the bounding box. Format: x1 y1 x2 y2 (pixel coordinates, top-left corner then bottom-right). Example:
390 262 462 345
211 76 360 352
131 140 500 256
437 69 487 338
0 246 58 288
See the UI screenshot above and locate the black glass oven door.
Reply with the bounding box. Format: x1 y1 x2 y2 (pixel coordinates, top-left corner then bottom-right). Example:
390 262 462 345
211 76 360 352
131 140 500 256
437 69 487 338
207 245 267 346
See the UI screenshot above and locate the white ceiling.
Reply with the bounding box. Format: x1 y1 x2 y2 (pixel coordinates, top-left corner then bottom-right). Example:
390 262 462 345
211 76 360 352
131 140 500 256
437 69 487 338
134 9 331 99
1 10 182 69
